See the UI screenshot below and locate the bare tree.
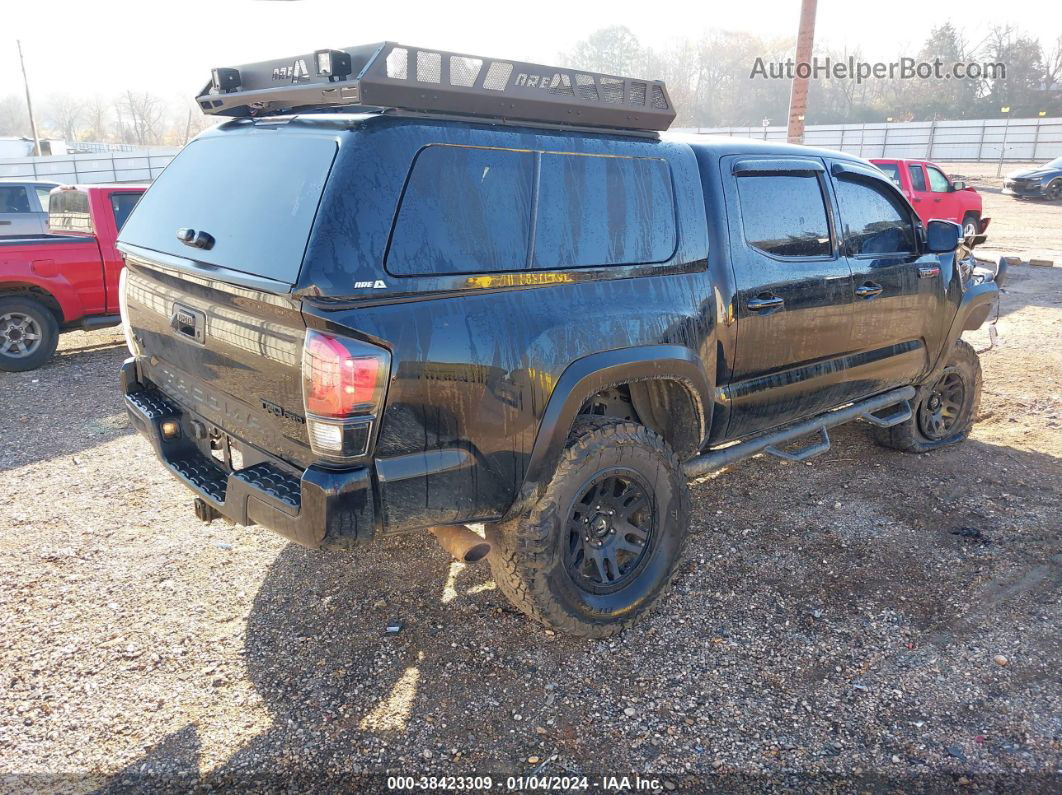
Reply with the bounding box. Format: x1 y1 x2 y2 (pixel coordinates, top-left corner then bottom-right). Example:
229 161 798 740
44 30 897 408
42 94 86 142
0 94 30 137
118 91 164 145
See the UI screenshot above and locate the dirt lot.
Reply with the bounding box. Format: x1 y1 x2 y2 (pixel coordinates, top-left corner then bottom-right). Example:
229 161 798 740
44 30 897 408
1 193 1060 791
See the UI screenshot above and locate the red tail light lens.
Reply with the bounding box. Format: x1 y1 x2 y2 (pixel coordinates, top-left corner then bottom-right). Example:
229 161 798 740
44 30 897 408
302 330 389 418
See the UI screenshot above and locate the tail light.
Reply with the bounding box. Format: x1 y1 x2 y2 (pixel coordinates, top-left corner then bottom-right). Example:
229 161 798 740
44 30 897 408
301 329 390 465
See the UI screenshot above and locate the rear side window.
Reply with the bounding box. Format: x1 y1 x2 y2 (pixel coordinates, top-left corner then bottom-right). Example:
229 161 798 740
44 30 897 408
110 193 141 232
386 145 676 276
386 146 534 276
532 154 675 268
835 178 917 256
908 165 927 192
119 134 337 285
875 163 901 188
736 174 831 258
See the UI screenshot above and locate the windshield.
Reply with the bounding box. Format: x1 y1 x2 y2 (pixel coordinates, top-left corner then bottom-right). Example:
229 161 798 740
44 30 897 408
1046 157 1062 169
118 132 337 286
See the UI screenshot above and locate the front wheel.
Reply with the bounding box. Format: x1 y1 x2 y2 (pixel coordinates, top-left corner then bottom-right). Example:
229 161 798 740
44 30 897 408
1045 181 1062 202
487 418 690 637
0 297 60 372
961 213 981 240
872 339 982 453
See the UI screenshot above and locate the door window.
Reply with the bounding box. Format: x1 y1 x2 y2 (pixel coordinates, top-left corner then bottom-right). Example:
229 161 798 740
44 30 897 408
34 188 52 212
0 186 30 213
835 178 917 256
736 174 832 258
926 165 951 193
908 165 927 192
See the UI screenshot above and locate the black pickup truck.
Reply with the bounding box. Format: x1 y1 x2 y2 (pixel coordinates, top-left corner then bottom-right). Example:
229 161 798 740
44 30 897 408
118 43 1001 637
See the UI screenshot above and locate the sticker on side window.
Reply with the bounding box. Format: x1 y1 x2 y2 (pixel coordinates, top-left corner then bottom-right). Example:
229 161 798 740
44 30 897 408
354 280 387 289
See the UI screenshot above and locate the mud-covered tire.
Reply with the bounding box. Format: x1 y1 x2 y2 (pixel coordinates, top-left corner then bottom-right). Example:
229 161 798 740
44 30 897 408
0 296 60 373
873 339 982 453
487 418 690 638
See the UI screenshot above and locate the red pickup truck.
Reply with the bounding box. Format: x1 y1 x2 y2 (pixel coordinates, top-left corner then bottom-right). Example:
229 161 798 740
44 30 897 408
870 158 989 239
0 184 145 371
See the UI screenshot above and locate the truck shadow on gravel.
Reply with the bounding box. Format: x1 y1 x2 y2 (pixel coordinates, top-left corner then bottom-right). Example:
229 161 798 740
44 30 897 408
0 343 132 471
101 431 1062 788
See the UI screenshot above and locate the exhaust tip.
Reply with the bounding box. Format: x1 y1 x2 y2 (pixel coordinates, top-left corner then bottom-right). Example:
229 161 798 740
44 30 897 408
429 525 492 564
461 542 491 563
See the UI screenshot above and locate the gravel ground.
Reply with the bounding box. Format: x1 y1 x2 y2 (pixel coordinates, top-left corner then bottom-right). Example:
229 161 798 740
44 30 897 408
1 195 1060 792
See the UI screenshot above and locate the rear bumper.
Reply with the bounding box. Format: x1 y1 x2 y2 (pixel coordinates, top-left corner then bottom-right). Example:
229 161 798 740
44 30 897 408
121 358 375 549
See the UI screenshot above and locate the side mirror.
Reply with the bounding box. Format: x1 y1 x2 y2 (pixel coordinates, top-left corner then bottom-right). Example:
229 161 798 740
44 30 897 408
925 219 961 253
951 180 966 191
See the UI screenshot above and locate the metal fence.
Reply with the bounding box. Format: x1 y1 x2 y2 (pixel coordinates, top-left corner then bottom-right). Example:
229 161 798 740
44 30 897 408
678 116 1062 162
0 148 180 184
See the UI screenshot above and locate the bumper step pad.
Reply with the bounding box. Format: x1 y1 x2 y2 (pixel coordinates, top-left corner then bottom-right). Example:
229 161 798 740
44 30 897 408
233 463 301 510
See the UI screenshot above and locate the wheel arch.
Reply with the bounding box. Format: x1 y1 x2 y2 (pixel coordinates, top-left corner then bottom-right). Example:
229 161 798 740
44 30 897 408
0 283 66 324
514 345 711 512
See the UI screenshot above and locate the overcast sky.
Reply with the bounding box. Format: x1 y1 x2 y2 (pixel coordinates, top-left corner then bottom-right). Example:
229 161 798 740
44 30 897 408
4 0 1061 100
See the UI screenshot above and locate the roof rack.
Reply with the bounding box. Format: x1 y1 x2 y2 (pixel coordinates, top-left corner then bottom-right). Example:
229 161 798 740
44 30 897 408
195 42 676 132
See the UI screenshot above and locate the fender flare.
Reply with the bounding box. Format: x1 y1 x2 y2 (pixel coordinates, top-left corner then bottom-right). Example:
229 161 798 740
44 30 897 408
932 280 998 374
515 345 712 507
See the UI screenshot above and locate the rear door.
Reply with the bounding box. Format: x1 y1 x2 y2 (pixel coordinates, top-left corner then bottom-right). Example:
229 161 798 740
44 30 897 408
96 190 142 313
118 130 339 469
905 162 935 224
721 156 855 439
828 160 949 394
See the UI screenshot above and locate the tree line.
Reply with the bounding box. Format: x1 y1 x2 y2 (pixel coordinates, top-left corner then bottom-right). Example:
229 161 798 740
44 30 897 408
0 91 212 148
565 24 1062 127
1 23 1059 146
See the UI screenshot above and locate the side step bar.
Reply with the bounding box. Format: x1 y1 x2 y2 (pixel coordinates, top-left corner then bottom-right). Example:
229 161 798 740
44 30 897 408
683 387 916 479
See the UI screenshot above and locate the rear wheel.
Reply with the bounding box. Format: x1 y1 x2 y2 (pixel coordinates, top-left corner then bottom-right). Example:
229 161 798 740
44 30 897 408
487 418 689 637
0 297 60 372
872 339 981 453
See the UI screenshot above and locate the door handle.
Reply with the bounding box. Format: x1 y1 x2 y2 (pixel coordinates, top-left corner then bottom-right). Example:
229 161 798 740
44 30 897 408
0 221 11 225
855 282 883 299
747 294 784 312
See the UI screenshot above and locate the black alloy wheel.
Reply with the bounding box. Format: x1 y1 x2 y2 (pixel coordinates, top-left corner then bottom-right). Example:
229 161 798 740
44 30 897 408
917 371 967 440
564 470 655 594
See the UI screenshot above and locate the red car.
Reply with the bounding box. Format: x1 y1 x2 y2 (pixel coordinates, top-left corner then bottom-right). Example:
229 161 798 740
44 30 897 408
871 158 989 239
0 184 145 371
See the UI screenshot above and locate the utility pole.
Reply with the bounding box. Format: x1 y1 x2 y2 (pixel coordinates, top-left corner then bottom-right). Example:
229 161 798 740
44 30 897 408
17 40 42 157
786 0 818 144
995 106 1011 178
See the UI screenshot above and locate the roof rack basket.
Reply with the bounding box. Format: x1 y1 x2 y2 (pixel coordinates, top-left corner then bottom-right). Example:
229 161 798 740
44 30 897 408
196 42 675 132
